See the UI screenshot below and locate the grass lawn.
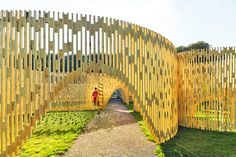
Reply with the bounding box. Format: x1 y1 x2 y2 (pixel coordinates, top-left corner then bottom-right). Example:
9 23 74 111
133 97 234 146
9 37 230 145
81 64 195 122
160 127 236 157
17 110 95 157
127 102 236 157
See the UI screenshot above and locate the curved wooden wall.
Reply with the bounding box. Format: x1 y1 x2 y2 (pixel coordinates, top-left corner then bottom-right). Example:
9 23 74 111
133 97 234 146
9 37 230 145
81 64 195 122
178 48 236 132
0 10 178 156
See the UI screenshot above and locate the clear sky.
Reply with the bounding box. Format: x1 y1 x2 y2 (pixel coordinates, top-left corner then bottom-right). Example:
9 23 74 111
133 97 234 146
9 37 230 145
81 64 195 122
1 0 235 47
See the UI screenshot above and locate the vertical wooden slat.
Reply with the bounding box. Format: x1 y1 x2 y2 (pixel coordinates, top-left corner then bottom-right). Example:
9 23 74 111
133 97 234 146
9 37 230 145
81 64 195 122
5 10 10 154
0 10 4 155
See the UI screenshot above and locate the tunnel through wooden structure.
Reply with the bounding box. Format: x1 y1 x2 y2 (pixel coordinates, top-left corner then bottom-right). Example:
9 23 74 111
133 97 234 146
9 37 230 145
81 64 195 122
0 10 235 156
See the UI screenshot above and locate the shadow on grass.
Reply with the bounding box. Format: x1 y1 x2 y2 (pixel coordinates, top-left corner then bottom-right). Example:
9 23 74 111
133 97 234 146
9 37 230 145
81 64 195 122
33 127 85 136
160 126 236 157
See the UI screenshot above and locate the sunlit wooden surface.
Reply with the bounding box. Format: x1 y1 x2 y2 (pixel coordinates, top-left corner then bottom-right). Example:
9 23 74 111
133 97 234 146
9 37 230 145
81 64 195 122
178 48 236 132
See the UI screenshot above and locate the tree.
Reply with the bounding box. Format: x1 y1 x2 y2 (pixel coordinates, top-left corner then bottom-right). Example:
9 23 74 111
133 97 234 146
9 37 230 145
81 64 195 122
176 46 189 53
176 41 210 53
188 41 210 50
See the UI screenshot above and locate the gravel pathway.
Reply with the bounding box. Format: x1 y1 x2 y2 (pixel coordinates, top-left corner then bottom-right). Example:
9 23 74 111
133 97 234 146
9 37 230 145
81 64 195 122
63 99 156 157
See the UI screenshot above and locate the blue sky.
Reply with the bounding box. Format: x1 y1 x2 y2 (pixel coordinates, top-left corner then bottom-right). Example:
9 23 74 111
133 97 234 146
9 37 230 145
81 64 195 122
1 0 235 47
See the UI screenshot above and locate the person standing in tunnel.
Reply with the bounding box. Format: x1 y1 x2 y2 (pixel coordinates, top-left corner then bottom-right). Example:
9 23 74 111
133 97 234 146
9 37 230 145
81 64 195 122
92 87 100 114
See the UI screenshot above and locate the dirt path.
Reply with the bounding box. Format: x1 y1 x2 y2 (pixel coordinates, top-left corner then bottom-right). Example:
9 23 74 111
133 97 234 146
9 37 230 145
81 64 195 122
63 99 156 157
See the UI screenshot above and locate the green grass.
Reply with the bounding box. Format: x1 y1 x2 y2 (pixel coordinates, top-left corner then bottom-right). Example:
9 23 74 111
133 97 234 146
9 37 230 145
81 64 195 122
17 110 95 157
127 102 236 157
159 127 236 157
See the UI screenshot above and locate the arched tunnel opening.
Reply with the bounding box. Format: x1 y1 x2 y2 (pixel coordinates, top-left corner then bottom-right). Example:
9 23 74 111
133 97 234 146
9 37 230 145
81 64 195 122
106 88 130 110
108 89 124 104
106 88 138 117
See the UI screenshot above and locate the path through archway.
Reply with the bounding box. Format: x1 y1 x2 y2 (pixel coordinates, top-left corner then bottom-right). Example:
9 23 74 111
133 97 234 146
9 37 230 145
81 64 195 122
63 94 156 157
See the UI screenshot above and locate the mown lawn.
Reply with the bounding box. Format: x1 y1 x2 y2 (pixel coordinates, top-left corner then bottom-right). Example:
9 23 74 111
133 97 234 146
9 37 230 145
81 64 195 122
127 102 236 157
17 110 95 157
160 127 236 157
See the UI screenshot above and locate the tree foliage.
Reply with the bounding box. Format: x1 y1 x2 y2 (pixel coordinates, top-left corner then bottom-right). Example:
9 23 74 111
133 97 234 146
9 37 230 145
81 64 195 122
176 41 210 53
176 46 189 53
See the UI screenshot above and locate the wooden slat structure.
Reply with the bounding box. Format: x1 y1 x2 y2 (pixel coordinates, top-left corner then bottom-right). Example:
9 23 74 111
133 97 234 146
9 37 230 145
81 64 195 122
178 48 236 132
0 10 235 157
0 10 178 156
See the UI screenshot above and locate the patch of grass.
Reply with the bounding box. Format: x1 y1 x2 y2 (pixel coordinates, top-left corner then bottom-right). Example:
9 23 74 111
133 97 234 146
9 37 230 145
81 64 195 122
17 110 95 157
160 127 236 157
155 145 165 157
127 102 236 157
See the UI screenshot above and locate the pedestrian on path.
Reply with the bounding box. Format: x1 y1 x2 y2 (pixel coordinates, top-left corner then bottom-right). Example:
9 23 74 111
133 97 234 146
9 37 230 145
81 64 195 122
92 87 101 114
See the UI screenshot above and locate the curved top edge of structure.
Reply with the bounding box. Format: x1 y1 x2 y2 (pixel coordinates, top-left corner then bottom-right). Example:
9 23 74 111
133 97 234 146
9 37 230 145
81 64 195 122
0 10 176 53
